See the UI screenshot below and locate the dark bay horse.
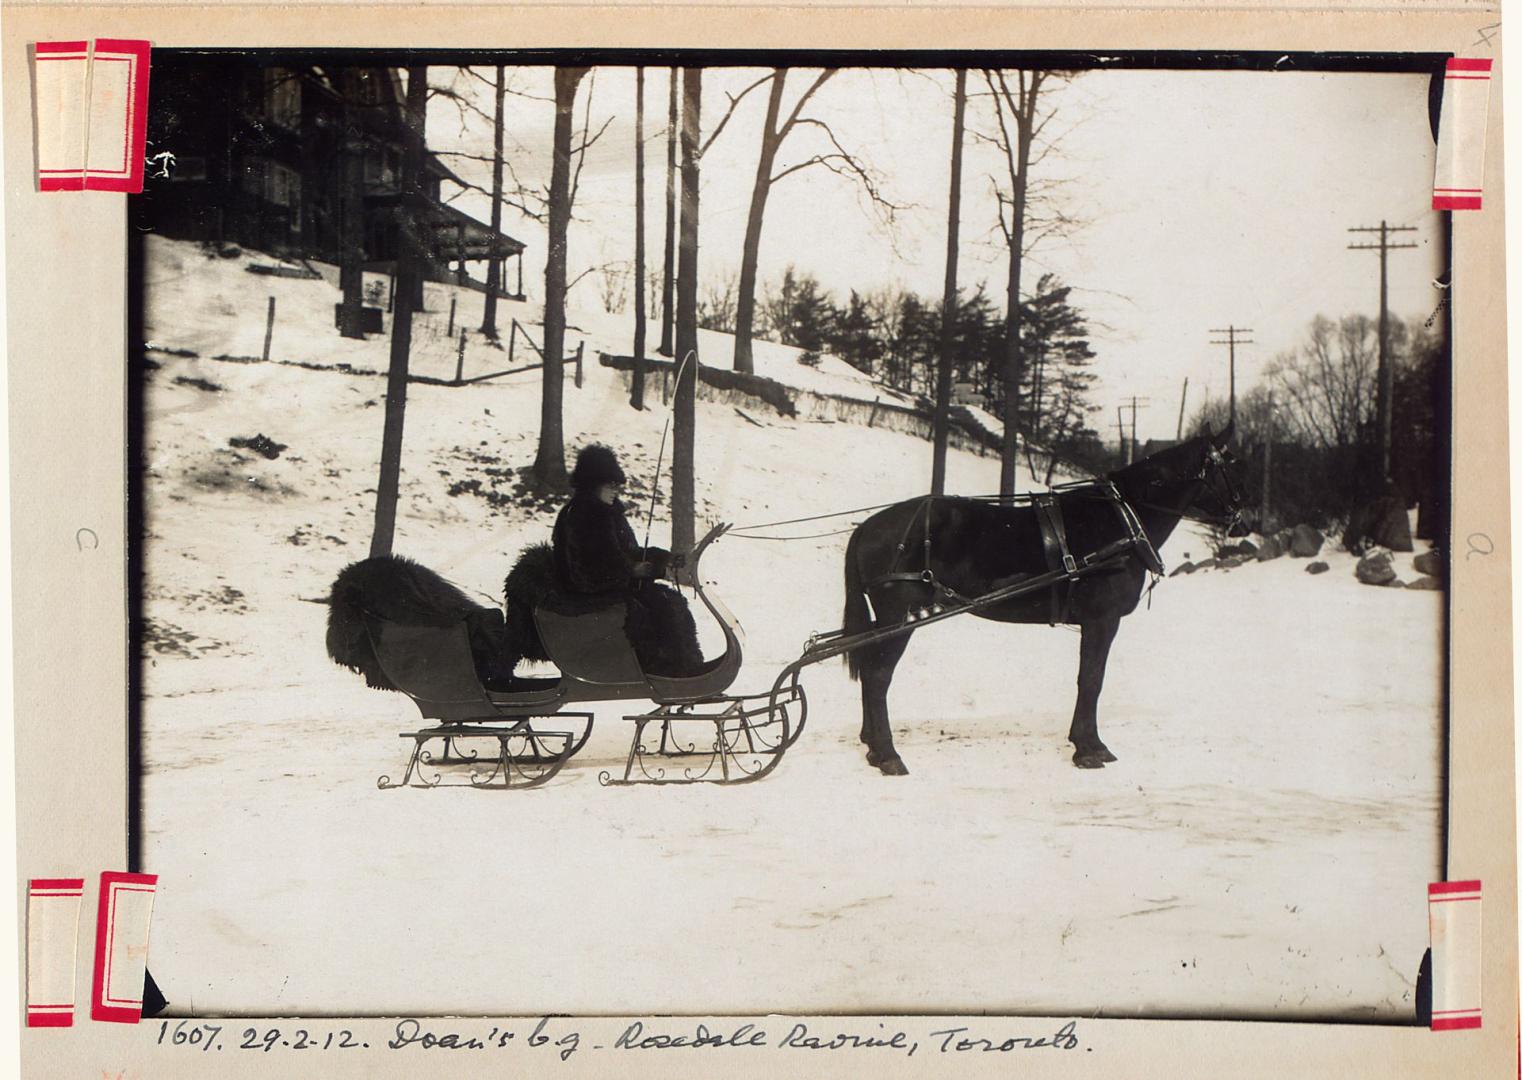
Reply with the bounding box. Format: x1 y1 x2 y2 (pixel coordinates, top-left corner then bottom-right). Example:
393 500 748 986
841 424 1242 774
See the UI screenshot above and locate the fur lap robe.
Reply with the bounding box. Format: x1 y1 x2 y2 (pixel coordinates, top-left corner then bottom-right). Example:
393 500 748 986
326 555 516 691
550 492 705 678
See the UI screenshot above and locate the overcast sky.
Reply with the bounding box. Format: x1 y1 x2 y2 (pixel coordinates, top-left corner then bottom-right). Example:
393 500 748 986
427 64 1443 444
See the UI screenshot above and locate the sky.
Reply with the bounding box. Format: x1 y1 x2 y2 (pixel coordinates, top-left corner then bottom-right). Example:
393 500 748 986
426 64 1444 445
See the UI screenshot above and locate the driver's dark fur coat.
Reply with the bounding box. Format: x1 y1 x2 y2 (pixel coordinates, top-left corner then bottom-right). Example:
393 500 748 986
550 491 704 677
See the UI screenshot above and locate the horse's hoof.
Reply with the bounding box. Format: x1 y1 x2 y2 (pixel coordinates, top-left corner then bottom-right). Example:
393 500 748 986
1099 748 1118 763
876 756 910 776
1072 752 1107 769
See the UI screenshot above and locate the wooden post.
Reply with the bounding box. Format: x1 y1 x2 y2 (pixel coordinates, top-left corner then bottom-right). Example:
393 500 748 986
574 341 584 388
447 295 456 337
1262 390 1274 532
508 320 517 365
868 396 880 428
387 272 395 313
455 330 467 385
262 296 276 362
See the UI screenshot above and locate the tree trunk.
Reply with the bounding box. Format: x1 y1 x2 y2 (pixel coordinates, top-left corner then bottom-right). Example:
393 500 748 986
632 67 648 410
930 70 966 497
481 63 506 338
659 67 678 357
369 65 428 557
532 66 587 492
672 68 701 557
732 73 785 375
998 85 1037 497
337 68 367 338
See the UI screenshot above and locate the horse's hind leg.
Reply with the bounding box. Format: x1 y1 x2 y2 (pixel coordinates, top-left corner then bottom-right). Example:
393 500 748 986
859 630 913 776
1070 616 1121 769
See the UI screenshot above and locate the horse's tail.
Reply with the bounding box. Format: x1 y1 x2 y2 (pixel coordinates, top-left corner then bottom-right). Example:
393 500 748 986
842 525 873 683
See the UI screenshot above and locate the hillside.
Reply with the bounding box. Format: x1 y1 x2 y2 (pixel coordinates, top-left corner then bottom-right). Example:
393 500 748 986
138 237 1443 1021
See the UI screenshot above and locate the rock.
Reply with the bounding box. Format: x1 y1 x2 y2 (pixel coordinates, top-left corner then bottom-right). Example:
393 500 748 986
1194 557 1218 571
1217 554 1245 569
1345 495 1414 553
1235 539 1258 557
1413 551 1443 577
1355 552 1397 586
1256 535 1285 562
1306 561 1330 575
1169 562 1195 577
1406 574 1443 591
1290 524 1324 558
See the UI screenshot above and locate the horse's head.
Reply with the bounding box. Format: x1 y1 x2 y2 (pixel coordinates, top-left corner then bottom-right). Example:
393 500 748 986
1116 419 1244 526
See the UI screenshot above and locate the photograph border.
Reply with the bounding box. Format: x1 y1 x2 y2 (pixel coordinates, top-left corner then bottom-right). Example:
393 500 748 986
5 4 1514 1078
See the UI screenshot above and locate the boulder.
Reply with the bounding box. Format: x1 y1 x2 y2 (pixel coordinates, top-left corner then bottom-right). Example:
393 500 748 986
1413 551 1443 577
1217 554 1246 570
1235 539 1259 557
1345 495 1414 553
1305 561 1330 575
1406 574 1443 591
1290 524 1324 558
1169 562 1195 577
1194 557 1218 572
1255 535 1285 562
1355 552 1398 586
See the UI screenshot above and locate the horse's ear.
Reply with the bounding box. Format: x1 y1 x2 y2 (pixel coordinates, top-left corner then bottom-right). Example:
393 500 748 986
1213 416 1235 448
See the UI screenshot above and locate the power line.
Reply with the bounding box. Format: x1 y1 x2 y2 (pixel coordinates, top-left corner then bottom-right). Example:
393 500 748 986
1348 220 1419 484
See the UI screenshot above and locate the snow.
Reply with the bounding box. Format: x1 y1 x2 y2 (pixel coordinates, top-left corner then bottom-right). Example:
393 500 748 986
139 238 1442 1020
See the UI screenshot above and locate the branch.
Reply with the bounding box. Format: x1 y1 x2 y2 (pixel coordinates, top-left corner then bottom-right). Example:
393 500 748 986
699 72 775 156
784 117 906 212
776 69 836 140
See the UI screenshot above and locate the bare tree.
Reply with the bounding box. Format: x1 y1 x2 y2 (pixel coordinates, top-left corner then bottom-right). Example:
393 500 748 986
597 262 630 314
632 66 649 409
672 67 701 558
531 66 589 492
369 65 428 556
1267 314 1382 453
659 68 678 357
930 70 967 496
697 268 740 332
724 69 900 374
480 64 507 338
980 68 1079 496
337 67 368 339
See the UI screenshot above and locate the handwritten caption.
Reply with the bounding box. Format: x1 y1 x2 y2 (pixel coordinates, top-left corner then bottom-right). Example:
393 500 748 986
157 1017 1084 1059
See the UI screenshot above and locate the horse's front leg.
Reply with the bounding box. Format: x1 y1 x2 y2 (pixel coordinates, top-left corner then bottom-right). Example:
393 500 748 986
859 632 913 776
1069 616 1121 769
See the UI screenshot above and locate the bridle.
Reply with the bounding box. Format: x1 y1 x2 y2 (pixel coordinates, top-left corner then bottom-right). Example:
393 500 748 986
1197 442 1245 530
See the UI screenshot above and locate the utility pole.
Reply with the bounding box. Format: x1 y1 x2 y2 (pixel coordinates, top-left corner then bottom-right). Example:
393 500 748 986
1348 220 1418 484
1128 396 1150 458
1208 326 1253 427
1262 389 1275 533
1176 376 1188 440
1116 406 1129 464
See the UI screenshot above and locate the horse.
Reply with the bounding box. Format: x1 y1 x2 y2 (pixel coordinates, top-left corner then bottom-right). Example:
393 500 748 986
840 423 1243 775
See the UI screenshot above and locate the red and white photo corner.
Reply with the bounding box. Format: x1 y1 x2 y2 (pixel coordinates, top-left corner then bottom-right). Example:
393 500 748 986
1427 880 1482 1030
90 872 159 1023
26 878 85 1027
33 38 150 192
1432 58 1491 210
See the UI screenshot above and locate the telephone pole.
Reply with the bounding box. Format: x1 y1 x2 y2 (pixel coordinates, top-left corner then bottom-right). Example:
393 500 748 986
1262 390 1275 532
1348 220 1418 484
1176 377 1189 440
1116 406 1128 463
1208 326 1253 427
1128 396 1150 458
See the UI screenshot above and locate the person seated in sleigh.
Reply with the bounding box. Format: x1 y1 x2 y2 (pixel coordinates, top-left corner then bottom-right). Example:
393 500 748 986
550 444 706 678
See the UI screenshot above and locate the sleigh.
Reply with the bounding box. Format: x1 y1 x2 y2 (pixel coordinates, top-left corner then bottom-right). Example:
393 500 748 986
366 524 805 789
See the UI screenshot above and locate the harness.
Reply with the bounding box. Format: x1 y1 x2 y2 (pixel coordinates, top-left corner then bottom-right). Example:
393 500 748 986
868 483 1163 626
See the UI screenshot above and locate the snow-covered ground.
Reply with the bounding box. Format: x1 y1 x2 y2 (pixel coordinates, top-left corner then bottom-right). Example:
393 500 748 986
139 238 1443 1020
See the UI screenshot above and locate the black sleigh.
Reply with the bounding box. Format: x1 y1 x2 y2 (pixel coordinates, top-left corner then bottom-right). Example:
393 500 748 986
332 525 805 789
